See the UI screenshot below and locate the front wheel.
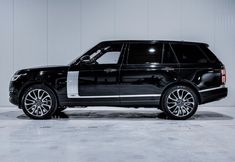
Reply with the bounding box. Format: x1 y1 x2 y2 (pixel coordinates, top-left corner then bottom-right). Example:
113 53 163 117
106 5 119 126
21 85 58 119
161 85 198 120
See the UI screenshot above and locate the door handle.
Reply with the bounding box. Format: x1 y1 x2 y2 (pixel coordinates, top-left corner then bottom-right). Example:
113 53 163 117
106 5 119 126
161 67 175 71
104 68 117 73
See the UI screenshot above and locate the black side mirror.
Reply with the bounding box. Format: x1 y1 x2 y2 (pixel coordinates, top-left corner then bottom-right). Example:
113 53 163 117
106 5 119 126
80 55 91 63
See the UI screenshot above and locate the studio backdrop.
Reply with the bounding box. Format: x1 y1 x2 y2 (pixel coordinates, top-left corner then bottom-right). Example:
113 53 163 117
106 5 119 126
0 0 234 106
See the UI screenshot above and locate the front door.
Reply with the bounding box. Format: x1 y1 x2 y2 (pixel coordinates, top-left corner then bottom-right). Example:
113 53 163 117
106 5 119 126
67 42 125 105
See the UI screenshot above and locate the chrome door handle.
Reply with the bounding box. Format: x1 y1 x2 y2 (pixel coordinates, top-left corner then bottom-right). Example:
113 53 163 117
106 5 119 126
104 68 117 73
161 67 174 71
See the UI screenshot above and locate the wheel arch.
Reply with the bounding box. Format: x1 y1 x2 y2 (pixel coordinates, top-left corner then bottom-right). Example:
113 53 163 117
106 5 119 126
18 82 59 108
160 81 201 105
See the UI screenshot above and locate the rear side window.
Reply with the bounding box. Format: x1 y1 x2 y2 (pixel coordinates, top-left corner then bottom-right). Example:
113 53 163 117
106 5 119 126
171 44 208 64
127 43 163 64
163 44 177 63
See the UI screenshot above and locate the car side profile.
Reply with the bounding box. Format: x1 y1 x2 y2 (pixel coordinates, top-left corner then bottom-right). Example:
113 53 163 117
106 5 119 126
9 40 228 120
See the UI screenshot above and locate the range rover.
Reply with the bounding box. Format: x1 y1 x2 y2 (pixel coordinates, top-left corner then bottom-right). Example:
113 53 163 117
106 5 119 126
9 40 228 119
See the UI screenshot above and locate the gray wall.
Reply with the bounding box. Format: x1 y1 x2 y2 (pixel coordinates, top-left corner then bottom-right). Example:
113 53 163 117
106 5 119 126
0 0 235 107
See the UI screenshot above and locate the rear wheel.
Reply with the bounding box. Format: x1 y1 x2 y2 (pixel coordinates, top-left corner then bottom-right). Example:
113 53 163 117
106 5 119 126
21 85 58 119
161 85 198 120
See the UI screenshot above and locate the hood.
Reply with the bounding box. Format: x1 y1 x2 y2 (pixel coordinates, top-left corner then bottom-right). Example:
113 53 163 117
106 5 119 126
15 65 69 74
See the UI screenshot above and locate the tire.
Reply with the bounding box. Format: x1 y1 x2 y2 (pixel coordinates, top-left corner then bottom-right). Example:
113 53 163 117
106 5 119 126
161 85 198 120
21 84 58 119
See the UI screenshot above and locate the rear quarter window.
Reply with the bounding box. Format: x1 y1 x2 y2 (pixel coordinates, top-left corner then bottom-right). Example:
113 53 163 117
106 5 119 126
199 45 220 63
171 44 209 64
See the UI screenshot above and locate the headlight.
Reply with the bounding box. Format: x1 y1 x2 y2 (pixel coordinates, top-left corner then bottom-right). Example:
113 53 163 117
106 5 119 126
11 73 26 81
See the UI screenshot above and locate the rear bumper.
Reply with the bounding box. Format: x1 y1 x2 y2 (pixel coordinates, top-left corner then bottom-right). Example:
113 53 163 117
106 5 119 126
199 86 228 104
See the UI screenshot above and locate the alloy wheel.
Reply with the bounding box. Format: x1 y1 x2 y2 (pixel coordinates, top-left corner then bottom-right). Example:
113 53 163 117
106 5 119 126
166 88 195 117
24 89 52 117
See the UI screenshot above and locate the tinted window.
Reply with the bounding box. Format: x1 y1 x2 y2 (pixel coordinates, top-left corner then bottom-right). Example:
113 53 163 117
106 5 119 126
127 43 163 64
171 44 208 63
163 44 177 63
93 44 122 64
199 45 219 63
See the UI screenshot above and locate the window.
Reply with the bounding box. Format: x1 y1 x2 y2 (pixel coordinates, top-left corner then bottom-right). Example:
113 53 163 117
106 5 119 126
127 43 163 64
94 44 122 64
171 44 208 63
96 51 121 64
199 45 219 63
163 44 177 63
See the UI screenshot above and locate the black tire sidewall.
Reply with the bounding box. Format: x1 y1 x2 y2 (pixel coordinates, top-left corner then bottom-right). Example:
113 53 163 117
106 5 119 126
161 85 198 120
21 84 58 119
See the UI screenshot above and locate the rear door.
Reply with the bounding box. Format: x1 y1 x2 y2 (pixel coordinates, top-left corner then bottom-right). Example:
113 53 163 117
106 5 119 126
119 42 180 106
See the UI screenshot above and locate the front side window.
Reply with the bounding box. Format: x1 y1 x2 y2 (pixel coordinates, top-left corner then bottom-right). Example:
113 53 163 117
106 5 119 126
91 44 123 64
171 44 208 64
127 43 163 64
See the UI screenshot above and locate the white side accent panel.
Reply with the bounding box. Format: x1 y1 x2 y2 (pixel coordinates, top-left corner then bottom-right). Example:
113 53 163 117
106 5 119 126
67 71 79 98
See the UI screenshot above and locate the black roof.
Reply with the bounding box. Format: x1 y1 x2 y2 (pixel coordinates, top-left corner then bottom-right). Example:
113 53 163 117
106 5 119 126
99 40 209 46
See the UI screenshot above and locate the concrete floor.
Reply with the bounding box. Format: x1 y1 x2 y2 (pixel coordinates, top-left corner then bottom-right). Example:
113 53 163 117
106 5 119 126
0 106 235 162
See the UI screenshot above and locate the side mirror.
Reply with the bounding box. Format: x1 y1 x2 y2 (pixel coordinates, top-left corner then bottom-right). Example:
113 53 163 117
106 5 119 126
80 55 91 63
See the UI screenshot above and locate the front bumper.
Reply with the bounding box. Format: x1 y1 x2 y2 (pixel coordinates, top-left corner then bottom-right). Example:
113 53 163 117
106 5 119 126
9 81 20 106
9 94 18 106
199 86 228 104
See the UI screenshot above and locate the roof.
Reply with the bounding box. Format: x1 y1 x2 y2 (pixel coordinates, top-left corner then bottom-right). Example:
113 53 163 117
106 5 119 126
99 40 209 46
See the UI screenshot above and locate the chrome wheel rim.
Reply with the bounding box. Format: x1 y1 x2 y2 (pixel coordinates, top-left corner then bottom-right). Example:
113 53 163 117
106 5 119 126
24 89 52 117
167 88 195 117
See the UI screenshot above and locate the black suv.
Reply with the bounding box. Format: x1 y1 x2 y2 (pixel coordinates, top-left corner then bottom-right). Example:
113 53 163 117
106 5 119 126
9 40 227 119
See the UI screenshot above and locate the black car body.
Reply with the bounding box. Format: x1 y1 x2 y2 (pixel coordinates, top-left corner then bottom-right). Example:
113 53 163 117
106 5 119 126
9 40 228 119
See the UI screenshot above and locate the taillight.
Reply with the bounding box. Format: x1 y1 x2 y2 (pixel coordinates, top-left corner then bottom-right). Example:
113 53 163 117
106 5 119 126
221 68 226 84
